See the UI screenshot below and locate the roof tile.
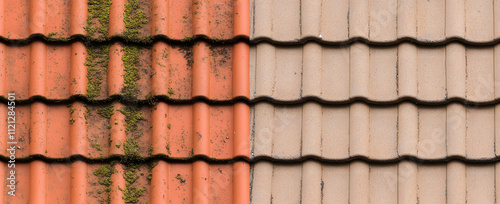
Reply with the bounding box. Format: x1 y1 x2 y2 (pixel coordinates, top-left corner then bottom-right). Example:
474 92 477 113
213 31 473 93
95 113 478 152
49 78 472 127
0 102 249 159
0 161 245 203
250 161 500 204
251 102 498 160
250 0 499 43
0 42 242 100
0 0 245 40
250 43 500 103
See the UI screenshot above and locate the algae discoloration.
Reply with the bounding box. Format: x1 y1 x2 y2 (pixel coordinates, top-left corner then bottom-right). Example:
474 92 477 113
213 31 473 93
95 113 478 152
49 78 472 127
86 45 110 100
85 0 112 38
97 104 114 119
123 0 148 39
118 106 144 132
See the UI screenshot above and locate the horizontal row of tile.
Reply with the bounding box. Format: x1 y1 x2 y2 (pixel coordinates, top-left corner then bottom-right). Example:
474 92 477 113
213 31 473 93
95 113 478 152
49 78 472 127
251 43 500 102
0 160 249 204
251 102 500 160
0 0 248 40
0 41 249 100
0 102 249 159
251 0 500 43
251 161 500 204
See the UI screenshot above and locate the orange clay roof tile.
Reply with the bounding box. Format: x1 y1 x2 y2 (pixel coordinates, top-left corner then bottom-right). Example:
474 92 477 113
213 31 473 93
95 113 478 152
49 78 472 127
0 42 246 101
0 161 248 203
0 0 247 40
0 0 250 203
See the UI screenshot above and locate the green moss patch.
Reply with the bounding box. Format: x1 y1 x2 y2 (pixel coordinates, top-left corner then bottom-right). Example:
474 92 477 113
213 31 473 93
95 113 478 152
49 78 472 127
122 46 141 100
85 0 112 38
93 163 115 203
86 45 110 100
97 104 114 119
123 0 148 39
118 106 144 132
123 138 140 159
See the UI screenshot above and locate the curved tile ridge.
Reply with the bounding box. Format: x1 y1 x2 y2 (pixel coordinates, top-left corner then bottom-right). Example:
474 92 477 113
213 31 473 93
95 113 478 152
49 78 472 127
250 42 500 103
0 0 246 41
251 102 500 161
0 42 238 101
251 0 498 44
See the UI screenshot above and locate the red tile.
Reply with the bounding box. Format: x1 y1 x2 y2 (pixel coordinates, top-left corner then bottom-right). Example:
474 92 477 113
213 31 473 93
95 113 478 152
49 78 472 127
0 0 247 40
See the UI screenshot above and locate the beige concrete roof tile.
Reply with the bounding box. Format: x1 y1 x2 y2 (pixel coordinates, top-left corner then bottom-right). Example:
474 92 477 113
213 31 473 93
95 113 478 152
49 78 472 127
465 0 494 42
251 103 499 160
250 162 500 204
251 0 499 43
251 43 498 103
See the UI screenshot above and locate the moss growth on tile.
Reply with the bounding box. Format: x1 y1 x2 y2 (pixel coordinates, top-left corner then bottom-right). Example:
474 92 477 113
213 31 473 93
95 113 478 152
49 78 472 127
115 144 121 148
91 142 103 151
123 0 148 39
122 46 141 100
85 0 112 38
168 88 174 95
69 118 75 124
70 108 75 114
86 45 110 100
118 106 144 132
97 104 114 119
48 32 57 37
93 163 115 203
167 123 171 129
175 174 186 183
124 138 140 159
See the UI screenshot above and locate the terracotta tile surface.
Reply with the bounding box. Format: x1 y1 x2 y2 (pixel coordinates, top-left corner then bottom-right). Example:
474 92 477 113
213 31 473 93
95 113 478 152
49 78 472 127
0 0 247 40
0 102 250 159
0 0 250 203
250 0 499 44
0 42 243 101
0 161 248 203
250 42 500 103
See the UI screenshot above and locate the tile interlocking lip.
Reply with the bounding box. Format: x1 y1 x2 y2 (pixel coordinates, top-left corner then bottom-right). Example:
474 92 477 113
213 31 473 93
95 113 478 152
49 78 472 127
0 102 249 159
251 102 500 161
0 161 248 203
250 161 500 204
250 42 500 103
250 0 500 45
0 0 248 41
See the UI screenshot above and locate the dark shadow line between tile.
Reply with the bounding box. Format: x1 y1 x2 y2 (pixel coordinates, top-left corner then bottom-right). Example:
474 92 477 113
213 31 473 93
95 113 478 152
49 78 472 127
4 154 500 166
2 95 500 107
250 36 500 47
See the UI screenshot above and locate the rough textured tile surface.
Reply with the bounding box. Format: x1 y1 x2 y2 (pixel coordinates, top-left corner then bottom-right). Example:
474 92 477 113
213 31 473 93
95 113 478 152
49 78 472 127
0 0 248 40
0 161 248 203
250 0 498 43
250 43 500 103
250 162 500 204
251 102 500 160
